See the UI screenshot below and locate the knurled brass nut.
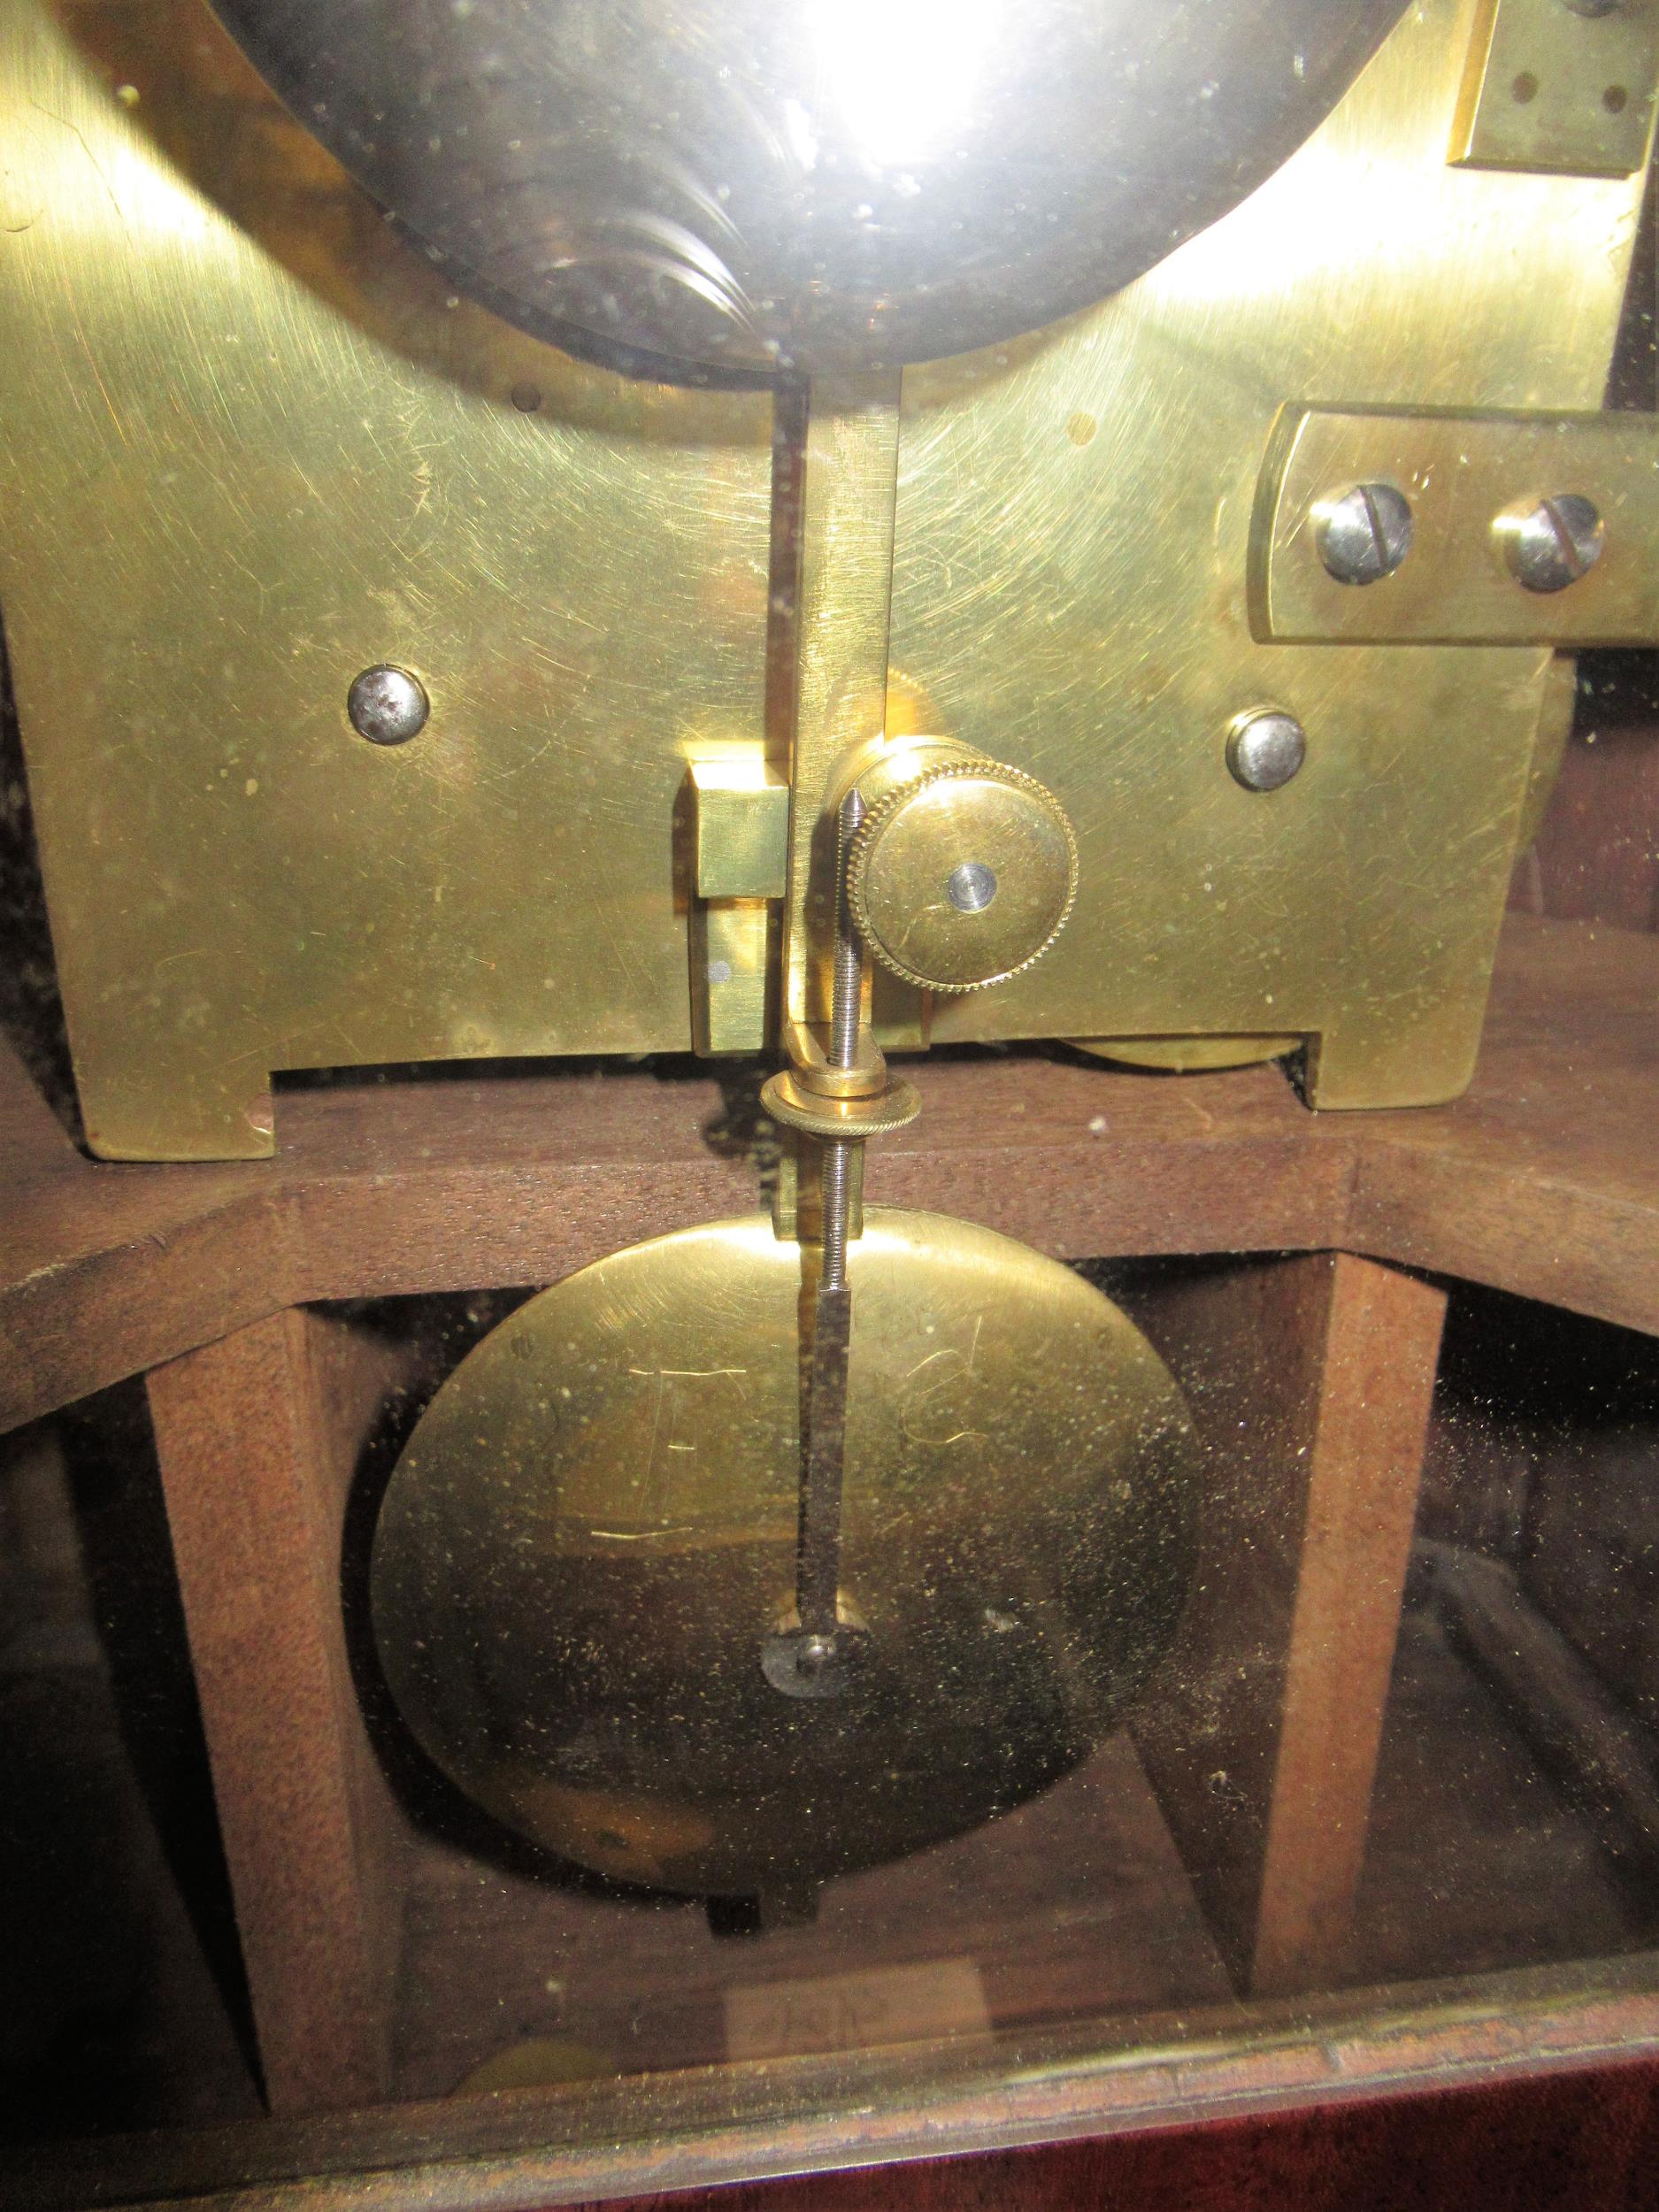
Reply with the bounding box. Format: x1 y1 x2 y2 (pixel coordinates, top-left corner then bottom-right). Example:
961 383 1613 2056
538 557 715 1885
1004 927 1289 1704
846 758 1078 994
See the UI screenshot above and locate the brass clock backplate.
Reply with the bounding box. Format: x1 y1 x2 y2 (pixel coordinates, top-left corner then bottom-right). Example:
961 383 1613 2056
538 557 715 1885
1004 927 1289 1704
369 1210 1199 1897
0 0 1650 1152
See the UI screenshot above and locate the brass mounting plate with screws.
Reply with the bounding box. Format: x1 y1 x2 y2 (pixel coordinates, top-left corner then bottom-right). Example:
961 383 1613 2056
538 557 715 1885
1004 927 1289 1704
1253 408 1659 647
1453 0 1659 176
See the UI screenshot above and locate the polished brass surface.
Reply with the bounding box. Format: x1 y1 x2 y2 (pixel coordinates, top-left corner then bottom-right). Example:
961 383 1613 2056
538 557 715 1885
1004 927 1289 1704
1072 1033 1302 1074
772 1141 865 1243
207 0 1407 379
691 754 790 902
780 1021 888 1101
777 378 903 1045
690 900 772 1057
1519 650 1582 849
846 749 1079 994
1256 408 1659 646
0 0 772 1158
1454 0 1659 176
689 750 788 1054
0 0 1651 1151
889 0 1651 1106
370 1210 1200 1894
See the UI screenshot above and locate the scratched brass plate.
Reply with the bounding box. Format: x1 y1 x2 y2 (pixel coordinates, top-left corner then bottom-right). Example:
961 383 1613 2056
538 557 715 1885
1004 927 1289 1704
890 0 1651 1106
370 1210 1198 1897
0 0 1650 1150
0 0 771 1157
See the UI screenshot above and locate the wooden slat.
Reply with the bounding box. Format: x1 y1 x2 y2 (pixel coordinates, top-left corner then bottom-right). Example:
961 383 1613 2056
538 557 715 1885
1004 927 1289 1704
1130 1253 1446 1998
1250 1256 1447 1995
2 915 1655 1438
145 1310 411 2113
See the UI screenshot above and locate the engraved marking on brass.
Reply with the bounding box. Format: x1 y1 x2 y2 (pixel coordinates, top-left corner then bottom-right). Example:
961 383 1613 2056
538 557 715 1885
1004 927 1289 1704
1453 0 1659 174
1255 408 1659 645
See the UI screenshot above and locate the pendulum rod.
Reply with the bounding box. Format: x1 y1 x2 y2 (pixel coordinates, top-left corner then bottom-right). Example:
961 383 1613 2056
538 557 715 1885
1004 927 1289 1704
796 787 866 1647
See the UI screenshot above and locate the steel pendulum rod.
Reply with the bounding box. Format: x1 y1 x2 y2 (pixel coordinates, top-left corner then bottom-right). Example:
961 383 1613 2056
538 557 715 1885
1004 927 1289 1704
795 789 866 1655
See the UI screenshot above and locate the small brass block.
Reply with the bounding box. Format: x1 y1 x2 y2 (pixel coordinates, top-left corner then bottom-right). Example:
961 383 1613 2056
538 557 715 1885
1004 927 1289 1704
1255 406 1659 646
691 754 790 900
1452 0 1659 177
692 900 772 1056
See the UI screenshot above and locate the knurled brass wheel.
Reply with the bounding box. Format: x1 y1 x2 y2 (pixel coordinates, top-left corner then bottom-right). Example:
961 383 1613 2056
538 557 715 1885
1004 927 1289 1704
846 757 1078 993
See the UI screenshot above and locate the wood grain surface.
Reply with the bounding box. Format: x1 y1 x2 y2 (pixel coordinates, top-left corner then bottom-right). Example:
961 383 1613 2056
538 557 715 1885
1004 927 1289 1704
3 915 1655 1437
145 1310 411 2113
1129 1255 1446 1998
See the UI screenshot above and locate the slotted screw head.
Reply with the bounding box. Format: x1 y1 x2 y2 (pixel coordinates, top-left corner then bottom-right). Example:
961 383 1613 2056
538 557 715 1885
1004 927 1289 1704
1498 495 1606 594
1316 481 1414 587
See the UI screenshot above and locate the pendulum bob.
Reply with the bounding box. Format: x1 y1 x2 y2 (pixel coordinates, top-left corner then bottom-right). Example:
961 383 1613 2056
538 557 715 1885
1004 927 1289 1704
371 1210 1200 1899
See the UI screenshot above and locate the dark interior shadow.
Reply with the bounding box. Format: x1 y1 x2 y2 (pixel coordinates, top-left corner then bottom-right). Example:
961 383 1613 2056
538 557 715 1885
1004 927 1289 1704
54 1381 259 2093
0 611 78 1143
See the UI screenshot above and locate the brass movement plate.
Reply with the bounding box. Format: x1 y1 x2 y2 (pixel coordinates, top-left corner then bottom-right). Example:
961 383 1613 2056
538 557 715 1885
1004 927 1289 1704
0 0 771 1158
370 1210 1199 1898
0 0 1651 1149
1255 408 1659 647
891 0 1650 1108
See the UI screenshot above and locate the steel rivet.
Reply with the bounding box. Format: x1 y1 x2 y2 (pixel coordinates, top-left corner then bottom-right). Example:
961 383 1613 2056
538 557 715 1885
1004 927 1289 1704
347 664 429 744
946 860 998 912
1227 708 1307 793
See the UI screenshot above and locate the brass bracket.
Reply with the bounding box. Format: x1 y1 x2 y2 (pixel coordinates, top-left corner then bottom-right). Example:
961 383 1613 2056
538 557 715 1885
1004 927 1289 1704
1251 405 1659 646
688 751 789 1056
1452 0 1659 176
